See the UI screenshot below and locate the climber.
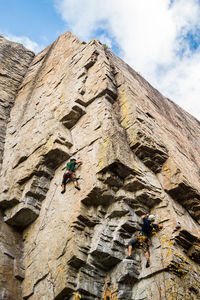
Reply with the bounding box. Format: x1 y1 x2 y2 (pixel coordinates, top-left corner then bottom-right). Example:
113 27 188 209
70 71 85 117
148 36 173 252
126 214 163 268
61 158 82 194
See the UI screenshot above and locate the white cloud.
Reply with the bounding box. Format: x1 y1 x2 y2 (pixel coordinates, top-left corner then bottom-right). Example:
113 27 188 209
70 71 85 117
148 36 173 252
156 50 200 119
54 0 200 120
4 34 43 53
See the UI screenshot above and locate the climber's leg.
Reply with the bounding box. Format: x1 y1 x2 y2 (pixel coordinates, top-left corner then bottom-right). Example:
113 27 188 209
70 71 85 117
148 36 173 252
72 174 80 190
128 245 132 257
126 237 137 259
74 180 80 190
61 184 65 194
145 251 150 268
61 172 69 193
143 239 150 268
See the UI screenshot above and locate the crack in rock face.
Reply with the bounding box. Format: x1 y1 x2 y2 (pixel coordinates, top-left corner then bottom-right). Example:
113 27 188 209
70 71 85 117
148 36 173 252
0 32 200 300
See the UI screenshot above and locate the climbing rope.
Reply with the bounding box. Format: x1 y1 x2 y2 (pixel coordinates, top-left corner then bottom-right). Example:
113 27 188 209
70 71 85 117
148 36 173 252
24 182 58 259
47 266 56 300
157 234 168 300
144 231 167 300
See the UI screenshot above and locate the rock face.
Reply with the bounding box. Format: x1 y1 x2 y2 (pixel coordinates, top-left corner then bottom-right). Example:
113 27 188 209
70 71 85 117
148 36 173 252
0 36 34 300
0 211 24 300
0 32 200 300
0 36 34 171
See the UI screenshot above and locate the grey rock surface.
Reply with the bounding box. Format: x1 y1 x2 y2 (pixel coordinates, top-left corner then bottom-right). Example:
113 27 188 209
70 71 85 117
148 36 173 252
0 36 34 171
0 211 23 299
0 31 200 300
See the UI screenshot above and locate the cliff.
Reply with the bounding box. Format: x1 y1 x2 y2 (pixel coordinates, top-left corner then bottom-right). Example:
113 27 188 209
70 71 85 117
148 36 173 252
0 32 200 300
0 36 34 300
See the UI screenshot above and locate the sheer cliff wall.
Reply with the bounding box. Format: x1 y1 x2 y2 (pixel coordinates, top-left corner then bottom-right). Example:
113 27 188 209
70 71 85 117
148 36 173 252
0 36 34 300
0 35 34 169
0 32 200 300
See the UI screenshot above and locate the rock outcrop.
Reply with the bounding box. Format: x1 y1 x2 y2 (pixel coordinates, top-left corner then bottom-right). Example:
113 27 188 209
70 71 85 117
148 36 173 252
0 36 34 300
0 32 200 300
0 36 34 171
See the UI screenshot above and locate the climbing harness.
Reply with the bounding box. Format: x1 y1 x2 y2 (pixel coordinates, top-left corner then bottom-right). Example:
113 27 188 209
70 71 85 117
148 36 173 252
62 162 82 187
103 280 118 300
72 292 82 300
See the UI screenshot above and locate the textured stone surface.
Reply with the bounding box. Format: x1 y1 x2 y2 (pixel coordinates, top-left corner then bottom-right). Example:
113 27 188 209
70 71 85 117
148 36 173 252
0 211 23 299
0 36 33 300
0 31 200 300
0 36 34 171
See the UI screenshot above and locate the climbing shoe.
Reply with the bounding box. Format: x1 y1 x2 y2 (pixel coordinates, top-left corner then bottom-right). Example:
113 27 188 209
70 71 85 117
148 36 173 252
125 255 133 260
75 186 80 191
61 189 65 194
146 260 150 268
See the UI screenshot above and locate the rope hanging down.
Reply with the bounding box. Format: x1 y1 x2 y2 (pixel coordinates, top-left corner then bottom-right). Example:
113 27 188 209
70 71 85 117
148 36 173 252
24 183 58 259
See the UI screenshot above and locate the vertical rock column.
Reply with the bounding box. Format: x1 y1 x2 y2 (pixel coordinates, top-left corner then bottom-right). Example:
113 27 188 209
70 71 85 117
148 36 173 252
0 35 34 170
0 211 24 299
0 36 34 299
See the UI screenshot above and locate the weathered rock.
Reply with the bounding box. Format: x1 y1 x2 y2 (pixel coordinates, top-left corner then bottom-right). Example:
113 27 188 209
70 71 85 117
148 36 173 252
0 31 200 300
0 36 34 171
0 211 23 299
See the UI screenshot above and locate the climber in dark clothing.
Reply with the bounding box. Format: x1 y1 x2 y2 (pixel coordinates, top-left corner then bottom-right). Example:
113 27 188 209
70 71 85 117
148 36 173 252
61 158 82 194
126 214 162 267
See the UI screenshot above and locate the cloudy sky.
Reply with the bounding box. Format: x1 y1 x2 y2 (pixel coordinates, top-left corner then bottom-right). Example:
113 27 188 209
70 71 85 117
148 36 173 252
1 0 200 120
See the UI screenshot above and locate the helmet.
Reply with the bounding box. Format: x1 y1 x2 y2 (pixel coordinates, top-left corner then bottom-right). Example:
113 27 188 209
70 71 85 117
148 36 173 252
148 215 155 222
70 157 76 161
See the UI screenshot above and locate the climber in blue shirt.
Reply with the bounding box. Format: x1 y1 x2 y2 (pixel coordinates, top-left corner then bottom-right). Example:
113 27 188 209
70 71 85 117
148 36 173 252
126 214 162 267
141 215 159 235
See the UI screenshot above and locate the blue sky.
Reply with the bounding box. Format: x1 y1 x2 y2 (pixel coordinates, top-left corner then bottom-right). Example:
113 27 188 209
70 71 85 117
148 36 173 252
1 0 200 120
0 0 64 48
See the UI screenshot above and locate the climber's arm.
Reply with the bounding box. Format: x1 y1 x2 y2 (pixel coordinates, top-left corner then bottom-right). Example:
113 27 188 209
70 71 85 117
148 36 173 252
76 159 82 166
152 223 163 232
141 214 149 219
